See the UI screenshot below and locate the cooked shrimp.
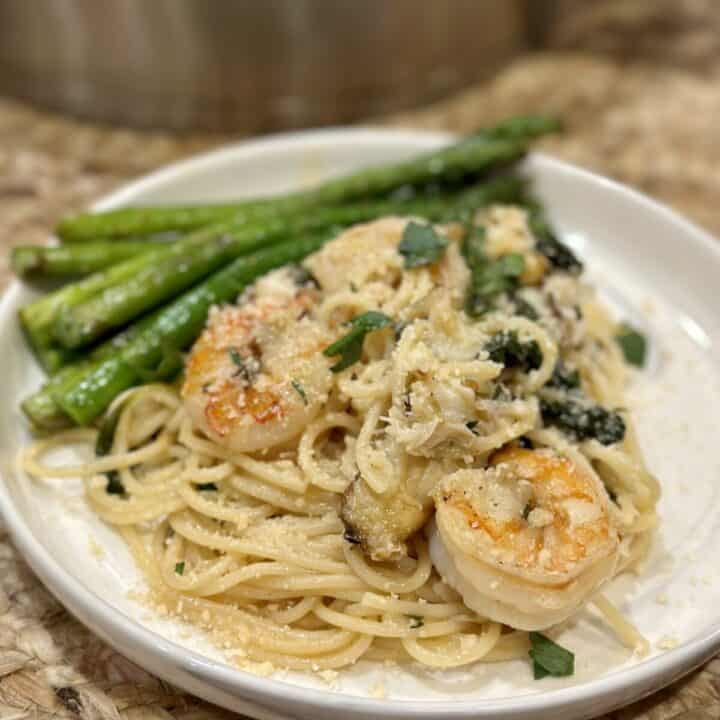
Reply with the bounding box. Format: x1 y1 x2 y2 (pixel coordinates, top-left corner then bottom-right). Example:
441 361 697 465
305 216 466 298
305 217 412 296
182 268 333 453
429 445 619 630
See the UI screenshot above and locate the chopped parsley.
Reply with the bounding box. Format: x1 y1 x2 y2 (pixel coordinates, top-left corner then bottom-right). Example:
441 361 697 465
323 311 393 372
615 324 647 367
398 222 448 268
522 502 533 521
227 346 259 383
465 420 479 435
174 562 185 575
529 632 575 679
485 330 542 372
291 379 308 405
407 615 425 629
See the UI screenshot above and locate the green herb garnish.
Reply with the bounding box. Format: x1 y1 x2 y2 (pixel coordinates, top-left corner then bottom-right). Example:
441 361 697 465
615 324 647 367
398 222 448 268
323 311 393 372
227 346 259 383
175 562 185 575
407 615 425 629
529 632 575 679
466 420 479 435
291 379 308 405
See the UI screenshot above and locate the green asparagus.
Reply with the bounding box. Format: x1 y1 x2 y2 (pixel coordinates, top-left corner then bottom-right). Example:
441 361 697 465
18 250 167 372
56 231 333 425
56 131 535 242
12 240 156 278
21 310 162 429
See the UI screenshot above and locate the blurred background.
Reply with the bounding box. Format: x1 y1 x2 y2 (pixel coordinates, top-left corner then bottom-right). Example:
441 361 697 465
0 0 533 132
1 0 718 133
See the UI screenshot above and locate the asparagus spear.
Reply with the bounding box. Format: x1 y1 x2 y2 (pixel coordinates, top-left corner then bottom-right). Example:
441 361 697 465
21 310 161 429
56 130 535 242
18 249 171 372
55 231 333 425
21 363 93 430
12 240 156 278
51 182 524 350
474 115 561 142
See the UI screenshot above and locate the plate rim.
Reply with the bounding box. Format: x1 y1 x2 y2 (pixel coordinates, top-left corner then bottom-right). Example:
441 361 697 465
2 126 720 719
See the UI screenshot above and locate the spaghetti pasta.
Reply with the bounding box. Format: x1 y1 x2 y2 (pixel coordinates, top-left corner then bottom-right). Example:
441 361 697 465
22 209 658 674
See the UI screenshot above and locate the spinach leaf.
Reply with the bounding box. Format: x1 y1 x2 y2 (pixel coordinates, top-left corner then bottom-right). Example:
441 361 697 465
485 330 542 371
540 397 625 445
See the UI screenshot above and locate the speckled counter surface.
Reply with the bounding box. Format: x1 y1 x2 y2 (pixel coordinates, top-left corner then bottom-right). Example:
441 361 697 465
2 7 720 717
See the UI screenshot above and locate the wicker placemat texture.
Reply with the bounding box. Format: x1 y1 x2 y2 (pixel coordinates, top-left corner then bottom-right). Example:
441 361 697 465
2 34 720 720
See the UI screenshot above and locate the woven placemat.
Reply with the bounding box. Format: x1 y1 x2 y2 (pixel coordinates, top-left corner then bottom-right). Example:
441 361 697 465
2 46 720 719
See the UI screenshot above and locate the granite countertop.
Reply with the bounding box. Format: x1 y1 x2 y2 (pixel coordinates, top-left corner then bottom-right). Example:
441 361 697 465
2 16 720 718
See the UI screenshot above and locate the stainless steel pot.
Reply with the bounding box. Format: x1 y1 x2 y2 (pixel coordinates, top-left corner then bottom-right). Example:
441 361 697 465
0 0 530 132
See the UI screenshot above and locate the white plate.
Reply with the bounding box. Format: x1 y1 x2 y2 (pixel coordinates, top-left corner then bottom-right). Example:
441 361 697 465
1 128 720 720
